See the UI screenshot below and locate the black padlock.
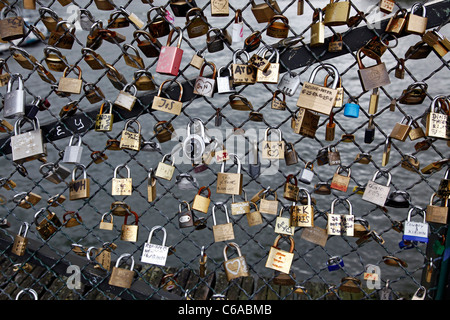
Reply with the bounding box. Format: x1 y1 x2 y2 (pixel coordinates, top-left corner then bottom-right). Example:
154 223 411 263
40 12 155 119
364 116 375 144
384 190 410 208
316 147 329 166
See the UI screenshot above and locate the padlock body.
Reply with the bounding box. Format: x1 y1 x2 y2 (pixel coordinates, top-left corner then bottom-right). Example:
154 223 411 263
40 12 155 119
109 267 134 288
156 46 184 76
224 256 249 281
11 129 47 164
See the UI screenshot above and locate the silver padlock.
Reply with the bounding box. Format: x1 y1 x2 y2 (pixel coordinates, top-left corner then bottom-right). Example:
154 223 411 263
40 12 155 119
11 117 47 164
62 134 83 164
277 71 301 96
39 162 71 184
78 9 96 31
217 66 234 94
4 73 25 119
299 162 314 184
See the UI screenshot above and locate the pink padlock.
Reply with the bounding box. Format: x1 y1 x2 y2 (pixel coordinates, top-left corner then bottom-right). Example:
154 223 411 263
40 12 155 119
156 27 184 76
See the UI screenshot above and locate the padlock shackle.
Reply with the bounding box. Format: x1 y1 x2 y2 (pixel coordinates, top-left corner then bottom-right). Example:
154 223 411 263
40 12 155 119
411 2 426 16
330 198 352 215
335 165 351 176
161 153 175 165
114 164 131 178
232 189 248 202
115 253 135 270
278 205 290 218
212 202 230 225
33 208 48 224
124 118 141 133
157 79 184 101
273 235 295 253
71 164 87 181
63 211 80 222
296 187 311 205
133 29 158 44
308 63 340 89
407 206 426 224
62 65 82 79
233 49 250 63
6 73 23 92
220 153 241 174
147 225 167 246
123 43 141 57
55 20 76 33
264 127 282 141
356 48 382 69
98 100 113 115
186 118 206 138
39 7 59 19
166 27 183 48
146 6 168 21
15 288 38 301
179 200 191 212
12 192 28 204
78 8 95 21
68 134 82 147
197 186 211 198
223 242 242 261
13 116 39 136
101 212 114 223
199 61 217 79
371 170 392 186
123 210 139 226
18 221 29 237
185 7 205 22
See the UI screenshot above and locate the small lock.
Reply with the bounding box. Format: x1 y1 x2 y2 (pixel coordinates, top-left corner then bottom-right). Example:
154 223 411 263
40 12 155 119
121 211 139 242
223 242 250 281
112 164 133 196
114 84 138 112
69 164 90 200
108 253 135 289
178 201 194 228
343 99 360 118
262 127 285 160
327 198 354 236
62 134 83 164
192 186 211 214
212 203 235 242
155 154 175 181
120 119 141 151
193 62 217 98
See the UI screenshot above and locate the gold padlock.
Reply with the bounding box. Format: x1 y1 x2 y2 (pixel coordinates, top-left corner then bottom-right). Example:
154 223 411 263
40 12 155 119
266 15 289 38
119 119 141 151
63 211 82 228
155 154 175 181
152 79 184 116
324 0 350 26
262 127 285 160
121 211 139 242
153 121 175 143
111 164 133 196
185 7 209 38
250 0 280 23
192 186 211 214
69 164 90 200
58 65 83 95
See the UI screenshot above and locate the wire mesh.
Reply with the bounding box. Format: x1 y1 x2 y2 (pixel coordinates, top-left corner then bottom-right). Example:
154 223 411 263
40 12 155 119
0 0 448 300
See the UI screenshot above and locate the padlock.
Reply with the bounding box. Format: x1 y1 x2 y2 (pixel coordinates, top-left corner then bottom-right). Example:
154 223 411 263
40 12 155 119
291 108 320 138
256 47 280 84
405 40 432 59
117 6 144 29
271 90 287 111
265 235 294 274
212 203 234 242
311 9 325 47
229 94 253 111
85 21 104 50
99 212 114 230
245 202 262 227
121 211 139 242
81 48 106 71
368 88 379 114
87 245 111 271
95 101 114 132
283 175 299 201
39 162 71 184
232 9 243 43
379 0 395 14
44 46 69 72
0 59 10 87
3 73 25 119
48 20 76 49
110 201 131 217
399 82 428 105
147 169 157 202
114 84 138 112
217 66 234 94
437 168 450 198
356 49 391 92
58 66 82 95
325 113 335 141
278 71 301 97
299 162 315 184
133 30 161 58
109 253 136 289
0 7 24 41
62 135 83 164
231 49 257 85
327 198 354 236
426 95 450 140
63 211 82 228
426 193 448 224
328 146 341 165
155 154 175 181
192 186 211 214
405 3 427 35
153 121 174 144
10 46 38 71
34 208 62 240
244 31 262 53
169 0 197 17
84 83 105 104
216 153 243 195
297 63 339 115
343 99 360 118
120 119 141 151
146 7 171 38
182 119 207 163
24 97 50 120
262 127 285 160
13 192 42 209
231 191 250 215
156 27 184 76
178 201 194 228
11 117 47 164
330 166 351 192
422 29 450 58
382 137 392 167
47 194 66 208
324 0 350 26
206 28 226 53
141 226 170 266
328 33 343 52
193 62 216 98
327 256 344 271
385 8 408 35
284 143 298 166
133 70 156 92
362 170 392 207
107 9 129 29
259 189 278 215
385 190 411 208
403 207 428 243
190 50 205 69
222 242 249 281
106 64 127 90
152 79 183 116
390 116 412 141
112 164 132 196
185 7 208 38
275 206 295 235
39 7 62 32
290 188 314 228
122 44 145 69
11 222 29 256
69 164 90 200
250 0 280 23
266 14 289 38
93 0 115 10
364 116 376 144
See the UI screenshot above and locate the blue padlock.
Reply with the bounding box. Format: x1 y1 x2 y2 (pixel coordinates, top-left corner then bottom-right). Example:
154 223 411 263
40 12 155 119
327 256 344 271
343 100 360 118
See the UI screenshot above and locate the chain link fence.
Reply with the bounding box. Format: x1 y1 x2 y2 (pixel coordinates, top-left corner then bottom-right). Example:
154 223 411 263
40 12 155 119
0 0 449 300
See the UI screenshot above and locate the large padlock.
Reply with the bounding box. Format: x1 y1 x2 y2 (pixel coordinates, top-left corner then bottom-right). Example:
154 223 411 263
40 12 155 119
425 95 450 140
120 119 141 151
152 79 184 116
69 164 90 200
95 101 114 132
223 242 249 281
192 186 211 214
39 162 70 184
11 117 47 164
141 226 170 266
48 20 76 49
405 3 427 35
34 208 62 240
156 27 184 76
3 73 25 119
426 193 448 224
114 84 138 112
265 235 295 274
155 154 175 181
0 7 24 41
250 0 280 23
212 203 235 242
403 207 429 243
330 166 351 192
112 164 132 196
11 222 29 256
109 253 135 289
297 63 339 115
185 7 208 38
216 153 243 195
256 47 280 84
275 206 295 236
62 135 83 164
121 211 139 242
327 198 354 236
232 49 257 85
178 201 194 228
324 0 350 26
385 9 408 35
362 171 392 207
356 48 391 92
390 116 412 141
262 127 285 160
290 188 314 228
133 30 161 58
193 62 217 98
266 14 289 38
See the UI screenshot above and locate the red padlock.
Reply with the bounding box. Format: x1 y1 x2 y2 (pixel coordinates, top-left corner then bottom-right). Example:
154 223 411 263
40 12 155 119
155 27 183 76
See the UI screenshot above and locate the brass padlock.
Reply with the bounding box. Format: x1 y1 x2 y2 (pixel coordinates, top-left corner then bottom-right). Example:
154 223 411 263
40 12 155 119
63 211 82 228
112 164 133 196
0 7 24 41
185 7 208 38
401 155 420 172
111 201 131 216
44 46 69 72
147 7 171 38
170 0 198 17
84 83 105 104
133 30 161 58
379 0 395 14
426 193 448 224
426 95 450 140
223 242 249 281
250 0 280 23
10 46 38 70
39 7 62 32
109 254 135 289
405 3 428 35
212 203 234 242
106 63 127 90
385 9 407 35
284 143 298 166
69 164 90 200
259 189 278 215
262 127 284 160
265 235 294 274
291 108 320 138
152 79 184 116
324 0 350 26
356 49 391 92
283 175 299 201
120 119 141 151
13 192 42 209
271 90 287 110
99 212 114 230
85 21 104 50
107 9 129 29
211 0 229 16
290 188 314 228
123 44 145 69
153 121 175 143
266 15 289 38
121 211 139 242
134 70 156 91
231 49 257 85
256 47 280 84
275 206 294 236
48 20 76 49
155 154 175 181
34 208 62 240
95 101 114 132
390 116 412 141
409 120 425 141
11 222 29 256
229 94 253 111
216 153 243 195
82 47 107 70
94 0 115 10
231 191 250 215
192 186 211 214
58 65 83 95
399 82 427 105
310 9 325 47
147 169 157 202
328 33 343 52
330 166 351 192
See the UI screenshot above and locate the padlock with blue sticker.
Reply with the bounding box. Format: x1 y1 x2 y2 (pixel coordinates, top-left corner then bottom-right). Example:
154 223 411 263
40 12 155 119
343 99 360 118
327 256 344 271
